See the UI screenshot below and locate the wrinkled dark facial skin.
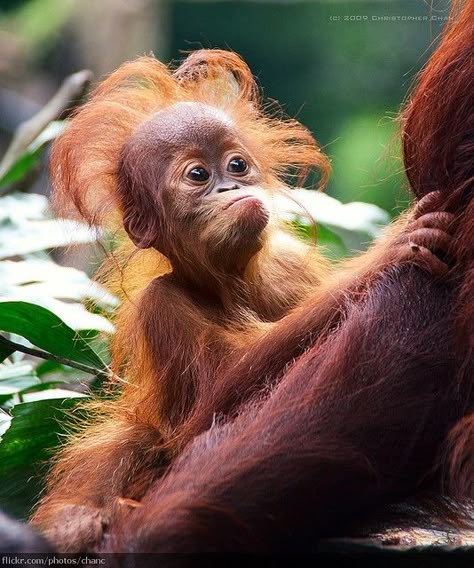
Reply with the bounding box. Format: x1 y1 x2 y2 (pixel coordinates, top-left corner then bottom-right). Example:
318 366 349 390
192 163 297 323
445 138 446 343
118 102 271 277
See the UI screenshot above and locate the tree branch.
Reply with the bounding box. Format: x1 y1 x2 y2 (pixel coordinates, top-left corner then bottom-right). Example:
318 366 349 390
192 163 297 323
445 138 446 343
0 334 109 382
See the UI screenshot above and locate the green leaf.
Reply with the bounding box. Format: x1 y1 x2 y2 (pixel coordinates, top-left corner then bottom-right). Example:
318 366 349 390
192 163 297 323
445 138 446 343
276 189 390 242
0 362 34 380
0 122 67 188
0 258 117 332
22 380 64 393
0 380 41 407
0 192 48 221
36 361 90 384
0 362 40 406
0 217 99 259
0 398 82 519
0 375 39 393
0 301 105 370
35 360 64 377
317 224 348 259
291 220 347 260
0 151 40 187
0 343 14 363
28 121 67 152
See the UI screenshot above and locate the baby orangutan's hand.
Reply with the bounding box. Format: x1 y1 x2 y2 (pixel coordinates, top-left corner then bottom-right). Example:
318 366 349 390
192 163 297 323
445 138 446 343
394 190 455 278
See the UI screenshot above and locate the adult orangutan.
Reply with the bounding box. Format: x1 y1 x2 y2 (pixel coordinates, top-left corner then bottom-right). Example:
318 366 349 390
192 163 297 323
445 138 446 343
31 0 471 554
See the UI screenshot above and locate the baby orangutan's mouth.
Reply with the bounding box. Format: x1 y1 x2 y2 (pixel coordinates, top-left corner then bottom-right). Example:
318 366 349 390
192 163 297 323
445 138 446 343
224 195 260 210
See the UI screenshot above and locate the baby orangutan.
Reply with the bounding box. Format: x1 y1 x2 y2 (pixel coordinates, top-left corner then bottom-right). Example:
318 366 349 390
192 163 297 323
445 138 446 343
30 50 455 552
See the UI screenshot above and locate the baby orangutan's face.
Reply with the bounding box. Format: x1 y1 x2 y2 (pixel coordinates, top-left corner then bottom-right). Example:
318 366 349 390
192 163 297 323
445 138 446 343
121 102 272 272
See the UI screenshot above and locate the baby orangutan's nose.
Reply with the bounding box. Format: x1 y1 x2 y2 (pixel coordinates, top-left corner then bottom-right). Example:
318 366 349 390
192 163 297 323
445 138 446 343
216 184 240 193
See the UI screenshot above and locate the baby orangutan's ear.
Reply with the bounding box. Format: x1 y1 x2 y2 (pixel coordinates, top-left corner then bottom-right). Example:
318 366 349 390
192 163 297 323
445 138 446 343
117 151 162 250
174 49 258 103
123 206 160 250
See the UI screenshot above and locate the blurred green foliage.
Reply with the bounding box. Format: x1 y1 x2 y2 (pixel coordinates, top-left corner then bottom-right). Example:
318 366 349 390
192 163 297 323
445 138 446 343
0 0 73 59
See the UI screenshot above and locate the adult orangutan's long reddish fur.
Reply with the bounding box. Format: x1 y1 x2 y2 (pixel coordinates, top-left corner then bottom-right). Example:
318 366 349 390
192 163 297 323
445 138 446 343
31 0 472 554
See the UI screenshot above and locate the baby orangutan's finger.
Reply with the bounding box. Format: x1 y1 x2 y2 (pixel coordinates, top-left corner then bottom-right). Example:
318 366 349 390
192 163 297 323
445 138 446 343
408 228 453 254
413 211 455 233
402 244 449 278
413 190 445 219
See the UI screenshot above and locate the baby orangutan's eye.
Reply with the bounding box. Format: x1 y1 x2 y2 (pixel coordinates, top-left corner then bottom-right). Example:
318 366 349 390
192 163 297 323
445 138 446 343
187 166 210 182
227 157 248 174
